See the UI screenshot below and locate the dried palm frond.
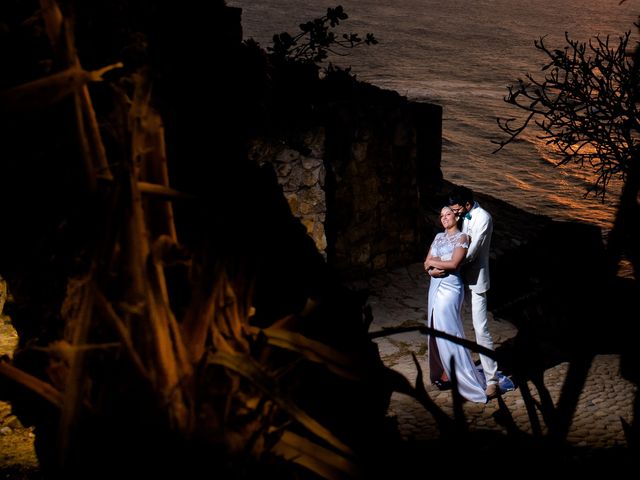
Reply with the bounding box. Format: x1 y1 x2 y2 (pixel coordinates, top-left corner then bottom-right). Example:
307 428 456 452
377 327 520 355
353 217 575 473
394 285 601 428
0 2 369 477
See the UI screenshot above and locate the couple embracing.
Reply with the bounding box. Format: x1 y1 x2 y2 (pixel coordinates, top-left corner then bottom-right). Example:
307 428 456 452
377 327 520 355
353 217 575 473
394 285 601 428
423 185 499 403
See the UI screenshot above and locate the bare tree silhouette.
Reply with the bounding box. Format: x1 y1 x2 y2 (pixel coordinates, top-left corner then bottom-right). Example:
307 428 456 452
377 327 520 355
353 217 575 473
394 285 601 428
494 27 640 280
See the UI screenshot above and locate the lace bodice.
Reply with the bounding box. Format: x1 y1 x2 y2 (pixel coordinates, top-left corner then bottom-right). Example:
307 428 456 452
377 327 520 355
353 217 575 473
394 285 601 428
430 231 469 261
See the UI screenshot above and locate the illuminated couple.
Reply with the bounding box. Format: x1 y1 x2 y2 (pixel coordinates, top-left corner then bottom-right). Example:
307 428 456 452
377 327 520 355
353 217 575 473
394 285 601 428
423 186 499 403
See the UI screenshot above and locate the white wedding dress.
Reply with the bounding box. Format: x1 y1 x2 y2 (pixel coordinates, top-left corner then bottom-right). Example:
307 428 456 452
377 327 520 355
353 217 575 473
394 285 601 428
427 231 487 403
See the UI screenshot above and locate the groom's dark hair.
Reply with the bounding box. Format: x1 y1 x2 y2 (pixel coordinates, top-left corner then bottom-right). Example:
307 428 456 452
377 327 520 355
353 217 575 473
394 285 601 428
448 185 474 206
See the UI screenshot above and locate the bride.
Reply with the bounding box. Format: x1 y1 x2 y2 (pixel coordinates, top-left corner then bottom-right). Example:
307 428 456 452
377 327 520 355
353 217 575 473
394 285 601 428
423 206 486 403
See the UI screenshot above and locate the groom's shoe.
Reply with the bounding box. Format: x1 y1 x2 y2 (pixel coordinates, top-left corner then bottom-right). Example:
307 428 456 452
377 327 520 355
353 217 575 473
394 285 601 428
485 383 500 400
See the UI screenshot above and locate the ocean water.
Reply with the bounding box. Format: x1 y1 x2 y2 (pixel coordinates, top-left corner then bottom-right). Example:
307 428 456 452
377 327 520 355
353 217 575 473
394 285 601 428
228 0 640 233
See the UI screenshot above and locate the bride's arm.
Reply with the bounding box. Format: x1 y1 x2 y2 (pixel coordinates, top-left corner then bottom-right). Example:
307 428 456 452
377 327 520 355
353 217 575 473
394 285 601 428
425 233 469 271
423 247 438 272
426 246 467 271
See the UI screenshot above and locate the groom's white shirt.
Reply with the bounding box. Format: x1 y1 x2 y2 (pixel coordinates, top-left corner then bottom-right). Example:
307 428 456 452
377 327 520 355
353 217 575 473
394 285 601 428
461 201 493 293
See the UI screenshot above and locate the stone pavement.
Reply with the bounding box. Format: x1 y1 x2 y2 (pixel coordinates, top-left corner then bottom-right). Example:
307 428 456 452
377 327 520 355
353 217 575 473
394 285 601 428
349 262 637 451
0 316 39 474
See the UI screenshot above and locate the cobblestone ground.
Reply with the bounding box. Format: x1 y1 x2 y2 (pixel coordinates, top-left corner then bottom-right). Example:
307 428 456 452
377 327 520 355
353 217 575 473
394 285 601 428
354 263 637 452
0 316 39 477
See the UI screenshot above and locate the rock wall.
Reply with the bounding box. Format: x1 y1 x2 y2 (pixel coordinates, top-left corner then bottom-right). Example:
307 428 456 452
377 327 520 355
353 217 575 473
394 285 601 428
324 91 442 278
251 85 443 279
249 129 328 257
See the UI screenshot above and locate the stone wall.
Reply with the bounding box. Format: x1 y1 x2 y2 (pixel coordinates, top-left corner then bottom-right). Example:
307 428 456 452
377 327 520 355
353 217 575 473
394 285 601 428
250 84 443 279
249 129 328 257
324 91 442 278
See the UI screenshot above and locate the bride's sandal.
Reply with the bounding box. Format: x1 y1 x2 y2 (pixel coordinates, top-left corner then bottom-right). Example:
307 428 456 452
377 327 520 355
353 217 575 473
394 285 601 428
433 379 452 391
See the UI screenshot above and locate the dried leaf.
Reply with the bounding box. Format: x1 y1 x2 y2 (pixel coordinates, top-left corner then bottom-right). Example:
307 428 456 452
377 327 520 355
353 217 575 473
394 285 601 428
207 351 354 455
0 359 64 409
272 430 360 479
0 63 122 112
249 326 360 381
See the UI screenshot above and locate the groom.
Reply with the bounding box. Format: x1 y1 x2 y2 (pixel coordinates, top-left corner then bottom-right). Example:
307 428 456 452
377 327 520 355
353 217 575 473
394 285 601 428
448 185 499 399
